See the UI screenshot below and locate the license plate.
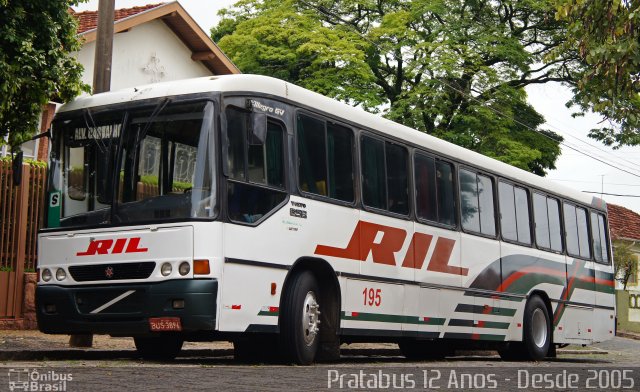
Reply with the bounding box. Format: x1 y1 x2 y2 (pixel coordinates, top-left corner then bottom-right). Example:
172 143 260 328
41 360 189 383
149 317 182 331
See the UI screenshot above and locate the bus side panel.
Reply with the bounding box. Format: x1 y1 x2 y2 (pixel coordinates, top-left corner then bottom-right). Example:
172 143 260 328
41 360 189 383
219 196 361 332
218 262 286 332
498 243 567 343
562 257 595 343
353 211 413 334
460 232 501 341
593 262 616 342
413 222 462 338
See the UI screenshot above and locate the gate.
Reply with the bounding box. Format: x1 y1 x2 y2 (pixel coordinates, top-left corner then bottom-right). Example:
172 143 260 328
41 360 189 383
0 160 47 318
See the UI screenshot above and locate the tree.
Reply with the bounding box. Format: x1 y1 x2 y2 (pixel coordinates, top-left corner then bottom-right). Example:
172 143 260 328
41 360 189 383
0 0 88 152
213 0 566 175
613 241 638 290
554 0 640 148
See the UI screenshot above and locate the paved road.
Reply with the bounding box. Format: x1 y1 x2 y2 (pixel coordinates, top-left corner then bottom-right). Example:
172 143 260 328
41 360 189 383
1 337 639 391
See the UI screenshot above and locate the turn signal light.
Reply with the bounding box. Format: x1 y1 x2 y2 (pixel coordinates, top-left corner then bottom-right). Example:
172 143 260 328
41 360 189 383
193 259 210 275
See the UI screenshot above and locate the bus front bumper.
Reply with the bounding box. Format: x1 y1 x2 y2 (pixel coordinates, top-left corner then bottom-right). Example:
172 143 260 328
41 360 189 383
36 279 217 336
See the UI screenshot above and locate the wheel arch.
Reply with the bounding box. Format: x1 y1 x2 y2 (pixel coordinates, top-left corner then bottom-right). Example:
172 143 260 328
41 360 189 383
280 257 342 338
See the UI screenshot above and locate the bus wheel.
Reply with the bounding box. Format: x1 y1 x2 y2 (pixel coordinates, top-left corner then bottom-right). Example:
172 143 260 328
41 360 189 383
280 271 321 365
134 335 183 361
522 295 551 360
399 340 450 360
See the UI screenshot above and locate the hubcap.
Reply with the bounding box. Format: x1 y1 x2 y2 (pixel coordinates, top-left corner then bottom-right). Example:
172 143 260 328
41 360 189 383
531 308 548 348
301 291 321 346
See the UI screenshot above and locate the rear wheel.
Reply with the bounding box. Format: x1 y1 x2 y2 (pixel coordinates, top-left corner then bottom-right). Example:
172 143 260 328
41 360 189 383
499 295 550 361
134 335 183 361
522 296 551 360
279 271 321 365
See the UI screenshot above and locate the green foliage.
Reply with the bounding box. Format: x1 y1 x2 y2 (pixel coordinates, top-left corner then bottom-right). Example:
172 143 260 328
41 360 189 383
0 1 89 152
613 241 638 290
0 155 48 167
554 0 640 148
213 0 566 175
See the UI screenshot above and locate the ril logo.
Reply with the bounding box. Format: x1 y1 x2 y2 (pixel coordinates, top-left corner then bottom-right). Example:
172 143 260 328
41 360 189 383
76 237 148 256
315 220 468 276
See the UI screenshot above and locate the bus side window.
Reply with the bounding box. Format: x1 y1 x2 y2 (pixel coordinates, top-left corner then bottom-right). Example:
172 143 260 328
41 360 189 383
415 153 455 226
459 169 495 236
591 212 605 263
360 135 408 215
564 202 591 259
297 113 354 202
499 181 531 244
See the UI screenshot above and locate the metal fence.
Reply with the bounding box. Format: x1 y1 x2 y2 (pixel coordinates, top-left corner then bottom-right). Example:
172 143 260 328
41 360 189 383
0 160 47 318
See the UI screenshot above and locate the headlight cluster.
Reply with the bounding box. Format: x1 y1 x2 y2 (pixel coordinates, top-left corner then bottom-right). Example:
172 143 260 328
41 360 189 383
41 268 67 282
160 261 191 277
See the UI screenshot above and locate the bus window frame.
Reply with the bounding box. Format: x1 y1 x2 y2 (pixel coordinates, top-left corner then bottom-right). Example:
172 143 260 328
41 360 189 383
497 178 533 248
457 164 499 240
589 209 613 266
562 200 593 261
359 131 412 220
222 104 290 227
531 191 565 255
412 148 458 231
293 109 358 209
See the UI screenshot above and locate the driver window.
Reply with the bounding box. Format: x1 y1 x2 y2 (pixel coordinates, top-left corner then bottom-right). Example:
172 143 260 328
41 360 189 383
225 106 286 224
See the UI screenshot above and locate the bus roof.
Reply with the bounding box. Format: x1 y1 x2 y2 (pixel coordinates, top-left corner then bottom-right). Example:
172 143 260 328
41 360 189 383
58 74 604 210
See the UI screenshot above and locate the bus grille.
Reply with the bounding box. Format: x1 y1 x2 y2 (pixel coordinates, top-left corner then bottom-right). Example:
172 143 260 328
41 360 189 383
69 262 156 282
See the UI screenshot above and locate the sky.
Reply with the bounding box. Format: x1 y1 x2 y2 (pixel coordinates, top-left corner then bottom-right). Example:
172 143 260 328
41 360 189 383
72 0 640 213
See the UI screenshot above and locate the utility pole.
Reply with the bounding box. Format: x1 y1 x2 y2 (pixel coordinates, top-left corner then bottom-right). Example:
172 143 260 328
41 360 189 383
92 0 116 94
70 0 115 348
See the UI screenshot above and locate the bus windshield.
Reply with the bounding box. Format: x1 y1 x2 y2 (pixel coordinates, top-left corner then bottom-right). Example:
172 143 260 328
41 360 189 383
48 100 216 228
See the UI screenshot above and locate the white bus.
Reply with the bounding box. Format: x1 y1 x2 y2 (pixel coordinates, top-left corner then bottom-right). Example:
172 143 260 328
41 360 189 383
36 75 615 364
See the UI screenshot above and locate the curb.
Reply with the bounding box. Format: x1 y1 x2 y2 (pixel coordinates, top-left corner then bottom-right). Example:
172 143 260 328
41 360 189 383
617 331 640 341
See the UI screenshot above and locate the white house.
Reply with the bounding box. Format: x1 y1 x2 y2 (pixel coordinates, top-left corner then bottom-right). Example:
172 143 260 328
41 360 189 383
1 2 239 161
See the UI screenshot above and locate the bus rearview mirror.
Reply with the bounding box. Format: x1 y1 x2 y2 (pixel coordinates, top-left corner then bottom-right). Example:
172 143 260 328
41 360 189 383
249 112 267 145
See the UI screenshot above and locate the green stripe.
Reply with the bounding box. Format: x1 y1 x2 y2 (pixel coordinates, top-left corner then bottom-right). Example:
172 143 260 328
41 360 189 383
478 321 510 329
341 311 445 325
258 310 279 317
477 334 506 341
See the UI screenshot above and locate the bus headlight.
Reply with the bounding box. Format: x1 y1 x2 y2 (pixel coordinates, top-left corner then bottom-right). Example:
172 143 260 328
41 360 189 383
178 262 190 276
56 268 67 281
42 268 52 282
161 262 172 276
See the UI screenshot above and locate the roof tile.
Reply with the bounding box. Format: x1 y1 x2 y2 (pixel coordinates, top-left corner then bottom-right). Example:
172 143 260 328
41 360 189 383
74 3 165 34
607 203 640 241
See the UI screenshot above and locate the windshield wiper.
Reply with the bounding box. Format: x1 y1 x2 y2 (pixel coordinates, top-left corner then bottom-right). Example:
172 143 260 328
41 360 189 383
133 98 171 150
83 109 108 154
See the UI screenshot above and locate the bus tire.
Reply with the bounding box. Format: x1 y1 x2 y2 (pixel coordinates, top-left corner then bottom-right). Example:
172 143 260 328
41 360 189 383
522 295 551 360
399 340 450 360
280 271 321 365
134 335 183 361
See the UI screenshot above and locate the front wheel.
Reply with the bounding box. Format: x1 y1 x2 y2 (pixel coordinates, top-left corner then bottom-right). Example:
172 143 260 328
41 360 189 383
134 335 183 361
279 271 321 365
